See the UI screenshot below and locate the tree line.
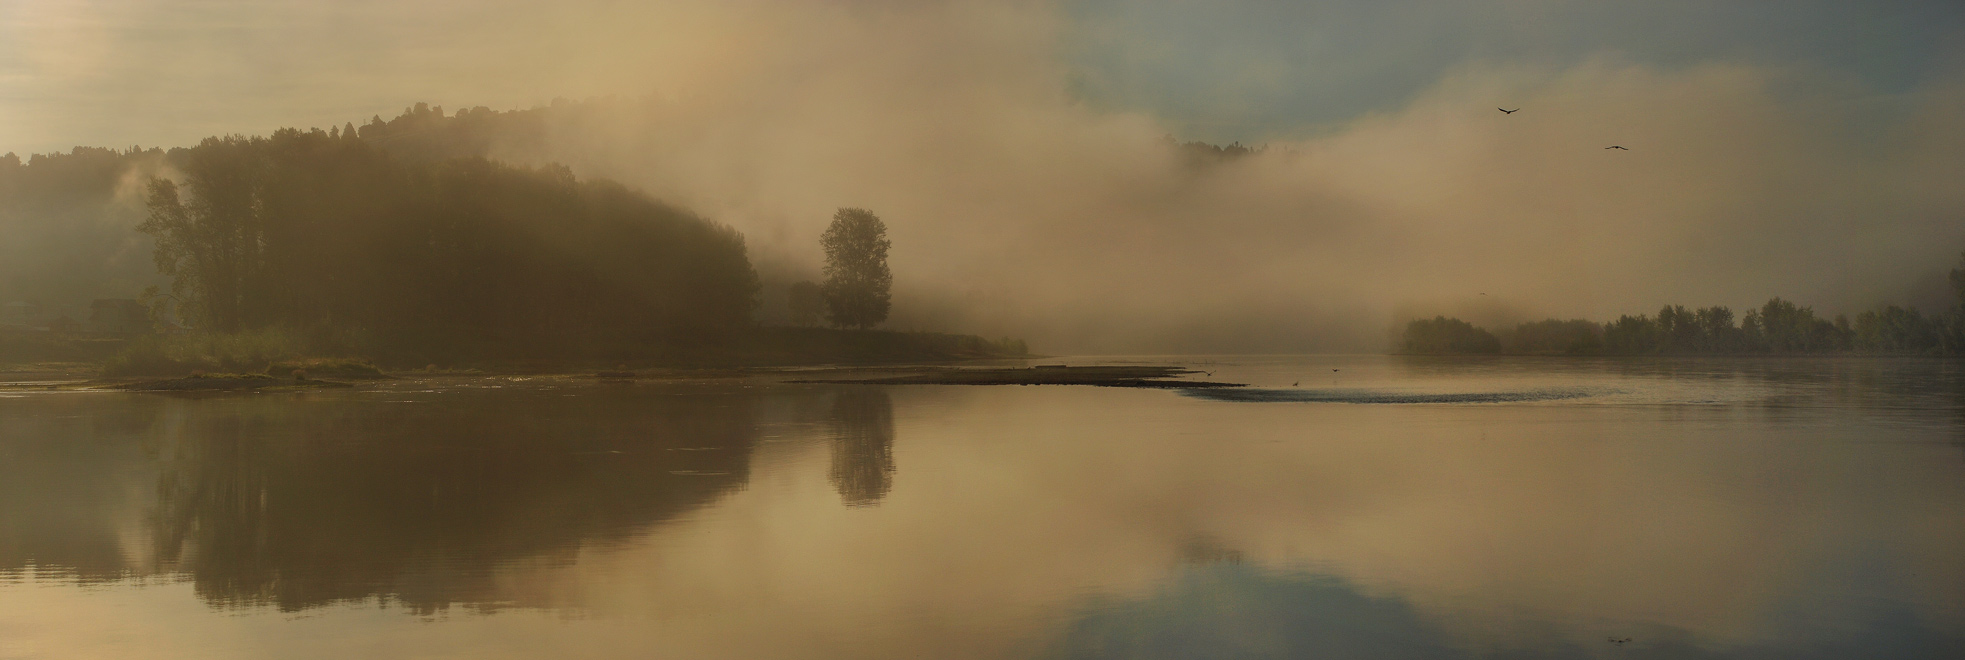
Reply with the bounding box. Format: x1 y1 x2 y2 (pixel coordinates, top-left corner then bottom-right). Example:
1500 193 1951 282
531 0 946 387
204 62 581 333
138 127 758 359
1403 256 1965 356
0 147 170 308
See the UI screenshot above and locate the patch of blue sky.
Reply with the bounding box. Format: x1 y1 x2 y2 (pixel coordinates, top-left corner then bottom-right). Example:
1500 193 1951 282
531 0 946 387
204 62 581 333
1060 0 1965 143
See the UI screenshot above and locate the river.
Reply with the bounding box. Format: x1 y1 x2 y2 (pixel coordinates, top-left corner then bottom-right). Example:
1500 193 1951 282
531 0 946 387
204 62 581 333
2 356 1961 659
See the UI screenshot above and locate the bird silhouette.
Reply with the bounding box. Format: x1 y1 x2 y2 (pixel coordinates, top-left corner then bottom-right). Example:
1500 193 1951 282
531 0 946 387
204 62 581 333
1331 369 1340 372
1608 637 1633 645
1498 108 1518 114
1605 145 1629 150
1479 292 1488 296
1291 381 1299 387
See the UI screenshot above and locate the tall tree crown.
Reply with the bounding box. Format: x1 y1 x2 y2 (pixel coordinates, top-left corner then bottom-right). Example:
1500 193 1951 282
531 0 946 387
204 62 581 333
820 208 892 329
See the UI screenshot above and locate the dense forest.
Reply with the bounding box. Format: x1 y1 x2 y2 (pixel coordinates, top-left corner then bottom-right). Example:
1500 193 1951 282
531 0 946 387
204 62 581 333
3 104 1035 370
128 128 760 362
0 102 620 322
1403 261 1965 356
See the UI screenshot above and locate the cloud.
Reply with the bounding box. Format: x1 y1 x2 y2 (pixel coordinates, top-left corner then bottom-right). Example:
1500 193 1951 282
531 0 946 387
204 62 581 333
476 4 1965 350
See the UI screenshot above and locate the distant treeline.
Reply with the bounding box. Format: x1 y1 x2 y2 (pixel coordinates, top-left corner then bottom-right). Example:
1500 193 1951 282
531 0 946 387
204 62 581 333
140 127 758 359
1403 262 1965 356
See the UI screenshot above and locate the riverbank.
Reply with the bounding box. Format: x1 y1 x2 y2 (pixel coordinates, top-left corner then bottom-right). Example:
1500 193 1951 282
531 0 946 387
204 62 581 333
0 364 1254 393
790 365 1244 389
1 327 1033 379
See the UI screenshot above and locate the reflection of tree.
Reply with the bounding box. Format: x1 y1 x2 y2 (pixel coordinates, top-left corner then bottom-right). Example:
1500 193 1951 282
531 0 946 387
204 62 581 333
142 388 761 613
0 397 167 582
828 388 895 506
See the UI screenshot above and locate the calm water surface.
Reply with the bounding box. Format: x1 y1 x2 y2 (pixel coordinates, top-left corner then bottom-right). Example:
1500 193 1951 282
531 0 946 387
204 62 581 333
2 356 1962 659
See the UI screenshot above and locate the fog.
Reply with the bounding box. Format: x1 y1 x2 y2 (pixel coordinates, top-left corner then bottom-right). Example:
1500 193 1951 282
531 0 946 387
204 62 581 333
6 0 1965 352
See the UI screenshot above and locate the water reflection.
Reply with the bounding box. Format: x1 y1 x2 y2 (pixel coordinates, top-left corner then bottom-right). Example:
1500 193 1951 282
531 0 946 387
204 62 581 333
828 389 896 506
0 396 167 582
3 386 764 613
1056 563 1964 659
1056 565 1464 659
2 359 1962 659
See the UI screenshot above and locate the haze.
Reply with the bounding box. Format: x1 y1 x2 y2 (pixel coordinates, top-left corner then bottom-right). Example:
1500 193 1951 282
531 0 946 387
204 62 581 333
5 0 1964 352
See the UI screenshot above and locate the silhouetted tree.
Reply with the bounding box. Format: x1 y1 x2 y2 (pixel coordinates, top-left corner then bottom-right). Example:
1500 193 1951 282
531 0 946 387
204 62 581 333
139 136 270 333
820 208 892 329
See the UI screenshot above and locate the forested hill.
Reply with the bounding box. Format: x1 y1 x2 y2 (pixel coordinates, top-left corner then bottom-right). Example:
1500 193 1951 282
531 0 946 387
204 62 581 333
141 128 759 355
0 101 657 316
340 101 558 163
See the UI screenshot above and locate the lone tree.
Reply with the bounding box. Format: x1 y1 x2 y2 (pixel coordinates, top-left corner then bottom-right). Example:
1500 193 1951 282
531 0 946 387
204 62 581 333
820 208 892 329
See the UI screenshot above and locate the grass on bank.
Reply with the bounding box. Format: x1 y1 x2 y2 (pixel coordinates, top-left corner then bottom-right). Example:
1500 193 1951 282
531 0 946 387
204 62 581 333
99 327 381 378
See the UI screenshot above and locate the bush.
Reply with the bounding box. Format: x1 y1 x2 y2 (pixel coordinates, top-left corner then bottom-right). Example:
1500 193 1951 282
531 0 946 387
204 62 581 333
101 328 314 377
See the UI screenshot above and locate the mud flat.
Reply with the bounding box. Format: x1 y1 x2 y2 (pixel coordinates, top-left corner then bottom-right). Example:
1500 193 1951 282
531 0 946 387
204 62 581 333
790 365 1244 389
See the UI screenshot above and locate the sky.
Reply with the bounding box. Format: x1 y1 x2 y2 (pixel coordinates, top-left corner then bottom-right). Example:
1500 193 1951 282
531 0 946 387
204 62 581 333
1066 0 1965 142
4 0 1964 351
5 1 1962 153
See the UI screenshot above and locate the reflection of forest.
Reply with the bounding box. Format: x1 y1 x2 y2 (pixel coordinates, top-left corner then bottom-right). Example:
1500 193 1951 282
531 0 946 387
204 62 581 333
0 396 168 582
1 387 763 613
828 389 895 506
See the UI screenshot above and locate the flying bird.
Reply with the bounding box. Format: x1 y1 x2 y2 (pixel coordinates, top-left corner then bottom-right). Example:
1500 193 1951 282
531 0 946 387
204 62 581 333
1605 145 1629 150
1498 108 1518 114
1291 381 1299 387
